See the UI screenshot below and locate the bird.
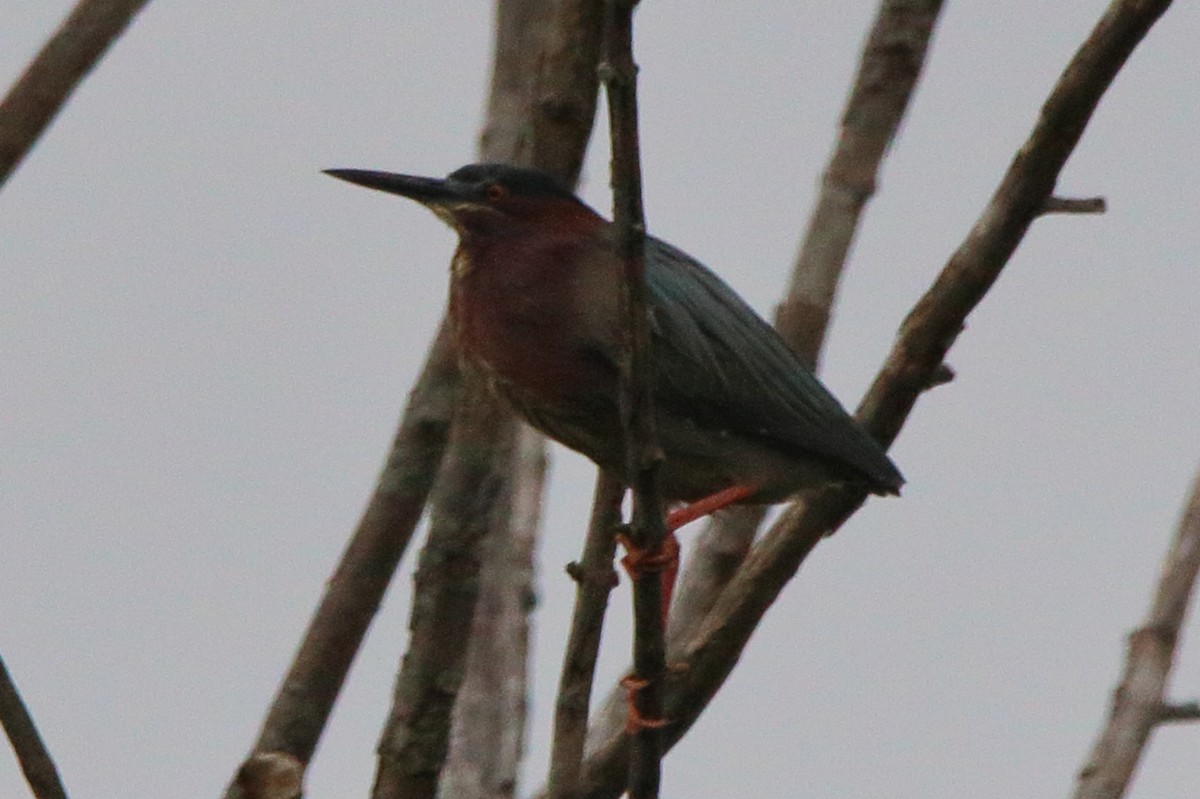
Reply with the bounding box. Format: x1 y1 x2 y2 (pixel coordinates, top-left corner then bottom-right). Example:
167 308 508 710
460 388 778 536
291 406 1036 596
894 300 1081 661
325 162 903 529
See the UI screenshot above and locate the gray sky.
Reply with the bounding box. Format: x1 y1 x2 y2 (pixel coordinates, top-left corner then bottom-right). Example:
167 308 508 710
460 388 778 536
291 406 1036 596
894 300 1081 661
3 2 1199 797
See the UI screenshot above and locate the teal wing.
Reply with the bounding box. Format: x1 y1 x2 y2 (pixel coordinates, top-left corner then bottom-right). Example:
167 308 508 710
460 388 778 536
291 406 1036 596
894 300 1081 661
643 236 903 492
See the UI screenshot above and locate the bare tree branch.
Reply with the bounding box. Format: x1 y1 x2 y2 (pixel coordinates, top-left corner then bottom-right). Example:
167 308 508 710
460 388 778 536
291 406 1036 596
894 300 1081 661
600 0 670 796
373 380 523 799
1156 701 1200 724
439 424 547 799
235 753 303 799
432 2 604 795
570 1 1175 795
0 0 151 189
229 1 603 793
1072 466 1200 799
576 0 947 761
547 473 622 799
0 655 68 799
1041 195 1107 215
224 319 460 799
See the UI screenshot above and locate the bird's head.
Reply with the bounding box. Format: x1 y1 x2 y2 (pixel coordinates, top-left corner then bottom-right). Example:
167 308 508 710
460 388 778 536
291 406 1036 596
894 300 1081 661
324 162 596 238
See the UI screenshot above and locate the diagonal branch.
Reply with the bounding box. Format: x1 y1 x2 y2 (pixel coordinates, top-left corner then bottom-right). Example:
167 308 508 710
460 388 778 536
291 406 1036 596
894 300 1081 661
229 318 460 796
776 0 946 368
0 0 151 189
1071 466 1200 799
571 1 1176 795
673 0 945 654
0 655 68 799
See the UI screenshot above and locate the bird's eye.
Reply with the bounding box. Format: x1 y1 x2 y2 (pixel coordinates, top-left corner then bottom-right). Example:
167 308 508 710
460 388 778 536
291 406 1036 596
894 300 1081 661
484 183 508 201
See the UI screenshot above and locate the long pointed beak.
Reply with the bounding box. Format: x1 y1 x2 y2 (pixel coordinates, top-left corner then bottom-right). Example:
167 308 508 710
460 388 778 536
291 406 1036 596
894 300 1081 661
322 169 471 206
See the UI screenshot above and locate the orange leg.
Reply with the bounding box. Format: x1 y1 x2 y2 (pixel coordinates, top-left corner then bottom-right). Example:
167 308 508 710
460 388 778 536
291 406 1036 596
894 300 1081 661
616 485 756 733
619 484 755 624
665 484 755 531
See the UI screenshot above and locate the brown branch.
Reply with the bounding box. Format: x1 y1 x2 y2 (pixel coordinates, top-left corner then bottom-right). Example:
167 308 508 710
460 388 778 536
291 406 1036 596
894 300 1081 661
1072 466 1200 799
569 1 1175 795
0 0 151 189
547 473 623 799
675 0 945 652
235 753 303 799
372 382 521 799
226 319 460 798
601 1 668 798
1156 701 1200 724
572 0 947 761
1041 195 1107 215
0 655 68 799
229 2 603 794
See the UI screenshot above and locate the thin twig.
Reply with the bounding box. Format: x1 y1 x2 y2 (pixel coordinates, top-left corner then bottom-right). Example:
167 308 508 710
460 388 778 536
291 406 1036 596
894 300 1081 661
547 473 623 799
1041 195 1107 214
569 1 1175 795
574 0 947 760
601 1 668 798
1072 466 1200 799
1156 701 1200 724
0 655 68 799
0 0 151 189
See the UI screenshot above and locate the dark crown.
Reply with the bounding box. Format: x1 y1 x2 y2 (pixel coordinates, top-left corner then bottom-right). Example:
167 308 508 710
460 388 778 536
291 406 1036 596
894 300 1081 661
447 163 583 205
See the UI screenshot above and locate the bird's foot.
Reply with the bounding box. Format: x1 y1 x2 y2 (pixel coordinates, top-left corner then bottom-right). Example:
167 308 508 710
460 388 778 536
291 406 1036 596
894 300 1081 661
617 530 680 623
620 673 672 734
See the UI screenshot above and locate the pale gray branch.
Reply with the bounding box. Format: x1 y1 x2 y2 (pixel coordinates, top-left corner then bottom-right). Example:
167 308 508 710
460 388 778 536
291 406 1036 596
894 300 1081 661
1072 466 1200 799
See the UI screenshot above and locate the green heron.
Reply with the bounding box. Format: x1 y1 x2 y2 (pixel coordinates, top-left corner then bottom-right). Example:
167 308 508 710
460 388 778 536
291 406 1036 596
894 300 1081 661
326 162 902 530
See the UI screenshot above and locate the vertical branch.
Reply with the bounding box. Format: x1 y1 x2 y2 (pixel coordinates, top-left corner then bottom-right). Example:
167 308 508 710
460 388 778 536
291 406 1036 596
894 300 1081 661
232 2 603 795
436 2 605 797
547 473 623 799
0 0 151 189
1071 466 1200 799
439 425 546 799
600 2 667 798
573 0 948 764
0 655 68 799
373 2 608 798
